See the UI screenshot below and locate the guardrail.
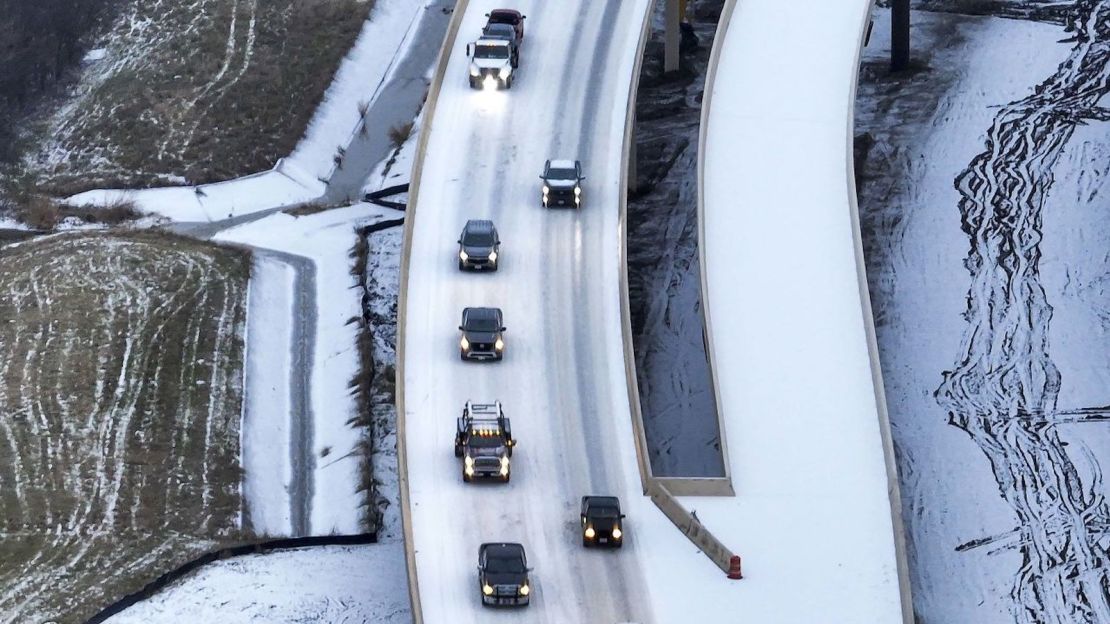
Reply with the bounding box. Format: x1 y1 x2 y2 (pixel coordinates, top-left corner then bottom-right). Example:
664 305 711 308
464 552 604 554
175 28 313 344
393 1 470 622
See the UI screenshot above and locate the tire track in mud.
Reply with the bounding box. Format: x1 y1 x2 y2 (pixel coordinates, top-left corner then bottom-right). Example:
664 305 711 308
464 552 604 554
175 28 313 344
0 232 250 623
936 2 1110 621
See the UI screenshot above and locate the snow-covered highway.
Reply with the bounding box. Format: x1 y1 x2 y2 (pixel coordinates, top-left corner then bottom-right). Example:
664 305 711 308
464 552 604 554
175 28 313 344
399 1 656 621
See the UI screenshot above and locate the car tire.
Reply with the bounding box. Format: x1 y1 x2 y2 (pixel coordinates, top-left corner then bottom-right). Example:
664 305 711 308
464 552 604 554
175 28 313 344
582 537 590 548
460 350 468 361
458 260 466 271
463 472 472 483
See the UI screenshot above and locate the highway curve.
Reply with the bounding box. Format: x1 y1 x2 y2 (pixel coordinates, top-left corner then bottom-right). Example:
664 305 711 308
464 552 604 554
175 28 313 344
400 1 655 622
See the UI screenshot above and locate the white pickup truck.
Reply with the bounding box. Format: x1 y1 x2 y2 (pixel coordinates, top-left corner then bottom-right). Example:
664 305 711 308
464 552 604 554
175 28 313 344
466 38 516 89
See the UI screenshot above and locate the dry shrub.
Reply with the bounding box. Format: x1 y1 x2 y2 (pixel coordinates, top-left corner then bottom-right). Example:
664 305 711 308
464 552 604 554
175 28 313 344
284 201 334 217
388 121 414 148
20 195 60 230
64 197 141 224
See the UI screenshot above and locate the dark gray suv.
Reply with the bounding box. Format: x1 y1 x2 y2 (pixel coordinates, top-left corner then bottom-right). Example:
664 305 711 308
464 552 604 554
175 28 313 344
478 542 531 607
459 307 505 361
540 159 584 208
458 220 500 271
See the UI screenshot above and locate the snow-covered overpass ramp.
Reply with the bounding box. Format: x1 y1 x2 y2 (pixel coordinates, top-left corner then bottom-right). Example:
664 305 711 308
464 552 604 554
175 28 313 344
686 0 914 620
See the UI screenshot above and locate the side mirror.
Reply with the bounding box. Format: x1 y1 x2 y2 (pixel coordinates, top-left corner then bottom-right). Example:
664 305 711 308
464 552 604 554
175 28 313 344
538 174 544 179
620 513 627 518
485 12 490 17
579 176 587 181
500 326 507 332
458 325 465 331
508 439 516 446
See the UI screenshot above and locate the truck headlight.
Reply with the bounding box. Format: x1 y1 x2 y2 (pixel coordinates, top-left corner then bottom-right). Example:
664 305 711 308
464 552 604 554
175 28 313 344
464 455 474 467
612 527 622 539
584 526 595 539
459 250 469 261
519 584 530 596
499 66 510 79
488 250 497 262
482 584 494 596
494 337 504 351
460 336 470 350
499 456 510 475
542 185 549 195
465 464 475 476
574 186 581 196
470 65 479 77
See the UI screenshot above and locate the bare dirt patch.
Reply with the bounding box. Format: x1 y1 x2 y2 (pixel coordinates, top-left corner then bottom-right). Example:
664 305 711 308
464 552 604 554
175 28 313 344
0 231 250 623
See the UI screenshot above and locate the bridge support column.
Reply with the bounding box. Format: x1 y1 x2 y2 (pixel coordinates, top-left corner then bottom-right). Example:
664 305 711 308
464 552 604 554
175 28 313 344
891 0 910 71
665 0 682 73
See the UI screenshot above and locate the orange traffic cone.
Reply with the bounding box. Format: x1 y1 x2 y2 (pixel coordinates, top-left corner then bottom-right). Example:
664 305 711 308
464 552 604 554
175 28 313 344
727 555 743 580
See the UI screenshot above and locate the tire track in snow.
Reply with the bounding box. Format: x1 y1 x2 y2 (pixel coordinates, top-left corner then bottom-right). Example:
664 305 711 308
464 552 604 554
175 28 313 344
936 2 1110 621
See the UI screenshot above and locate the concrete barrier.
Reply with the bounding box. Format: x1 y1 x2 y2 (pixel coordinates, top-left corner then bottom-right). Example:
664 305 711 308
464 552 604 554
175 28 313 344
618 0 659 495
393 2 470 622
845 3 916 622
648 481 735 575
692 0 740 499
618 0 735 500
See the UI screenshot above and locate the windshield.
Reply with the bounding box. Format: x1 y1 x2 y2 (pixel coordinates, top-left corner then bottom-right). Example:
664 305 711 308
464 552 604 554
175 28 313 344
487 553 524 574
591 505 619 518
484 25 514 38
465 314 499 332
474 45 509 60
463 231 495 246
547 168 577 180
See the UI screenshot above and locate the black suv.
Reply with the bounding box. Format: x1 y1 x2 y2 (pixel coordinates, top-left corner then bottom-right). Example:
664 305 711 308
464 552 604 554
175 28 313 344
457 219 500 271
459 307 505 361
581 496 625 548
478 542 531 607
540 159 584 208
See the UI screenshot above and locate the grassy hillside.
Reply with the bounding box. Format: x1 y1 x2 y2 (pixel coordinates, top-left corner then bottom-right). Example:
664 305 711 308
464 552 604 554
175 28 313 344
0 232 250 623
8 0 373 198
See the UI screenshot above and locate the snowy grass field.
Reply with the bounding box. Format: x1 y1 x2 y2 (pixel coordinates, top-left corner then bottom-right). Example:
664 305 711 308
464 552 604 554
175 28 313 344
0 232 250 623
25 0 374 195
857 5 1110 621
